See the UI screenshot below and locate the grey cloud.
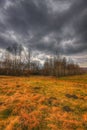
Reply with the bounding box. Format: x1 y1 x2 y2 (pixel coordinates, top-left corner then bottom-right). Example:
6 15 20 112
0 33 18 49
0 0 87 66
0 0 6 7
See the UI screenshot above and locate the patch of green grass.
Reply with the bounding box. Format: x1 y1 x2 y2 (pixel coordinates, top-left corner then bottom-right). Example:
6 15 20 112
0 108 12 119
7 91 15 96
14 122 20 130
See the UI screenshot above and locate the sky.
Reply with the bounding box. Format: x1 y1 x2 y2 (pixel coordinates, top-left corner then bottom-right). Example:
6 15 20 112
0 0 87 67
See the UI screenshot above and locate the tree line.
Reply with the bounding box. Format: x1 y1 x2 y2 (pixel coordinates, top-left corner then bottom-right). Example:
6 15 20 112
0 43 83 77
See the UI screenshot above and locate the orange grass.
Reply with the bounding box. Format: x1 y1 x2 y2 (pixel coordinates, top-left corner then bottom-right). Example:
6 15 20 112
0 75 87 130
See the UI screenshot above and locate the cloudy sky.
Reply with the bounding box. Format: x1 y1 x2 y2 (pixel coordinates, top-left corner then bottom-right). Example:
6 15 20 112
0 0 87 67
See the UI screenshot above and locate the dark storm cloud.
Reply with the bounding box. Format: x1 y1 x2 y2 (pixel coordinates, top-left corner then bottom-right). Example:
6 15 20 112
0 0 6 6
0 0 87 66
5 0 49 35
0 32 18 49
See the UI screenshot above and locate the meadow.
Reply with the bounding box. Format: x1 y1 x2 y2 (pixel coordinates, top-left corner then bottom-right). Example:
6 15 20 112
0 75 87 130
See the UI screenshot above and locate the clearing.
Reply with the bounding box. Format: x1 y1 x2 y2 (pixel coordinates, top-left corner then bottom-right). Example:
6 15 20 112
0 75 87 130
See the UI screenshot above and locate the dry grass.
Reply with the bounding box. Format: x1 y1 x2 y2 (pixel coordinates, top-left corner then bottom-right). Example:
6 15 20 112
0 75 87 130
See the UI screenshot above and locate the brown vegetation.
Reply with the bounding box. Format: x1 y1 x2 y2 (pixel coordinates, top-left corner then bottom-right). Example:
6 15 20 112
0 75 87 129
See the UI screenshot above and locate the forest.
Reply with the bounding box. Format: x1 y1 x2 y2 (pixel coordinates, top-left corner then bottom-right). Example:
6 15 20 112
0 43 83 77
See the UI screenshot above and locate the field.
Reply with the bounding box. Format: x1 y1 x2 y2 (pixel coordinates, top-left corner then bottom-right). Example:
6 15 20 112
0 75 87 130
